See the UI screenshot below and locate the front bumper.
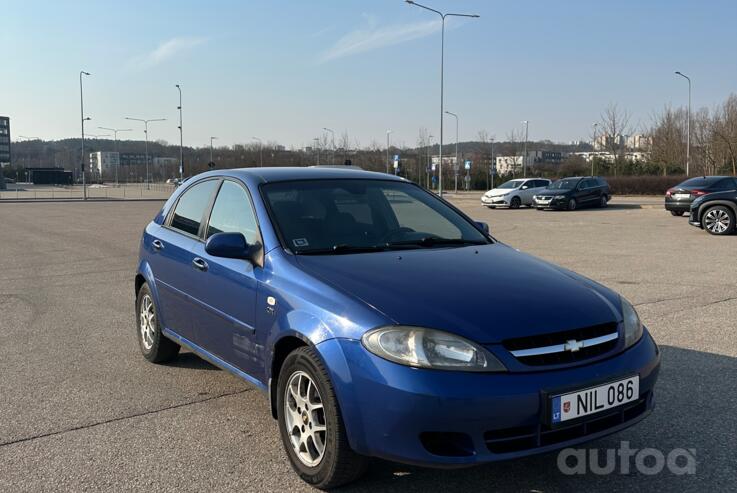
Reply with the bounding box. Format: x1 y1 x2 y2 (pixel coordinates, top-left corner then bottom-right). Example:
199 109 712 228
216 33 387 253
317 331 660 467
533 197 567 209
481 195 510 206
688 209 701 228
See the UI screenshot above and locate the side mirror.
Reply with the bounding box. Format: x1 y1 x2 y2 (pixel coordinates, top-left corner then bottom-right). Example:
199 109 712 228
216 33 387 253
475 221 490 235
205 232 254 260
521 185 529 190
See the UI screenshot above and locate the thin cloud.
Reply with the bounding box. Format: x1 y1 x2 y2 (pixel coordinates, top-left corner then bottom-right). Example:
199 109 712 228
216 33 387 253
129 36 206 69
320 17 441 63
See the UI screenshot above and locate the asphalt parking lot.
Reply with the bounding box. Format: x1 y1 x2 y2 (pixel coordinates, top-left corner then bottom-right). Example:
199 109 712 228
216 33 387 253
1 197 735 492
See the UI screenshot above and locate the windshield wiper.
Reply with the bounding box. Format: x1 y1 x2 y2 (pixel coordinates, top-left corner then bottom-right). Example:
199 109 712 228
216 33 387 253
387 236 488 248
297 243 421 255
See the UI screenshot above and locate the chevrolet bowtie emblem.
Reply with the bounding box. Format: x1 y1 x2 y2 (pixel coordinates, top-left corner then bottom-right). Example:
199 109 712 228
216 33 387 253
564 339 584 352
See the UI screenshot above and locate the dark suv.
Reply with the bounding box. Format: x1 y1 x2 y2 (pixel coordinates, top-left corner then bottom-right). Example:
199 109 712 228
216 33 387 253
665 176 737 216
533 176 610 211
689 184 737 235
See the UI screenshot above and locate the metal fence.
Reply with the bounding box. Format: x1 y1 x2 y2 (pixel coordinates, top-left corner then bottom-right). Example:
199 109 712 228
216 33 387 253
0 183 176 201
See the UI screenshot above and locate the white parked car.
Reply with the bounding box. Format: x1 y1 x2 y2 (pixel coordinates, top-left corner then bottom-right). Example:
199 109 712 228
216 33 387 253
481 178 552 209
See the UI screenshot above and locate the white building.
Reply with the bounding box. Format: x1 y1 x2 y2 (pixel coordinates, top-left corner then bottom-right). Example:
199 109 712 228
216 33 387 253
574 151 649 163
89 151 119 175
495 156 523 175
626 134 651 150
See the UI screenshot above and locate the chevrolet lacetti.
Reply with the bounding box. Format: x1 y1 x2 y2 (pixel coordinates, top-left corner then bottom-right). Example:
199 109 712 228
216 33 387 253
135 167 660 488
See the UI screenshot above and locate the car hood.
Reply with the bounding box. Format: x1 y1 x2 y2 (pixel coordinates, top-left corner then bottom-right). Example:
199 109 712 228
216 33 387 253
538 188 573 195
485 188 516 197
294 244 621 343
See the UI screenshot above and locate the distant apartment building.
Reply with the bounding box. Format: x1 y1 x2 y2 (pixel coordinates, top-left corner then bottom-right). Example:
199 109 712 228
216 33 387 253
120 153 147 167
626 134 651 150
495 151 562 175
89 151 120 175
574 151 649 163
152 157 178 167
593 133 625 151
0 116 10 165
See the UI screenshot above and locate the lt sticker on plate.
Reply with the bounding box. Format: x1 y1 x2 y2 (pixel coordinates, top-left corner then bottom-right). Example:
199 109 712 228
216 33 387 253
293 238 309 247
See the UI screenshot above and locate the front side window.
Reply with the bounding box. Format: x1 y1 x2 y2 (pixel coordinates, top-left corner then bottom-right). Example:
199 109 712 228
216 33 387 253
262 179 489 254
170 179 219 236
206 180 260 245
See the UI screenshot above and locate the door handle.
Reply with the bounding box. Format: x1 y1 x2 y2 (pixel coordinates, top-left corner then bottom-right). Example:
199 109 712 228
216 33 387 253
192 257 208 271
152 239 164 251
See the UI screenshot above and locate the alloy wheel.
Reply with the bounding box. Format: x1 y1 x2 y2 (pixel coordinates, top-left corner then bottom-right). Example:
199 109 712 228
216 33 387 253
284 371 327 467
704 208 731 234
139 294 155 350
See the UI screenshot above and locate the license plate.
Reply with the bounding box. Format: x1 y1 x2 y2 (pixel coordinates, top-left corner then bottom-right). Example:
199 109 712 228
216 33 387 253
674 193 690 200
551 376 639 424
536 199 551 205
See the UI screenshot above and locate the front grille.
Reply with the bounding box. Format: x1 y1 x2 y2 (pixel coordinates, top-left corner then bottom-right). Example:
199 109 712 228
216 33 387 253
503 323 618 366
484 393 649 454
538 196 552 200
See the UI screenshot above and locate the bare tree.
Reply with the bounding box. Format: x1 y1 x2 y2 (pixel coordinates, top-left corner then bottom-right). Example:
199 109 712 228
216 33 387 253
713 94 737 175
649 105 686 175
599 103 631 175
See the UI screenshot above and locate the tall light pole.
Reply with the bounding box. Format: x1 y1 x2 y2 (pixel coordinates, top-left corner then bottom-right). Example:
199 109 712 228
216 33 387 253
675 71 691 176
313 137 320 165
79 70 91 200
99 127 132 186
252 137 263 167
125 117 166 189
406 0 479 197
323 127 335 164
386 130 392 173
522 120 529 177
176 84 184 181
490 137 495 190
210 136 218 164
426 133 433 188
445 111 459 192
591 122 599 176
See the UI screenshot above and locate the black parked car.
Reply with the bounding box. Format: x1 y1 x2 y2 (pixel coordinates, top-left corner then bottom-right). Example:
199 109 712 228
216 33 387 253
689 187 737 235
665 176 737 216
533 176 610 211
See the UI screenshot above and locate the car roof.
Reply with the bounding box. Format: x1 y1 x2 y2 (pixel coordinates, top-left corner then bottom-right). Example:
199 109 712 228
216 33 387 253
190 166 406 185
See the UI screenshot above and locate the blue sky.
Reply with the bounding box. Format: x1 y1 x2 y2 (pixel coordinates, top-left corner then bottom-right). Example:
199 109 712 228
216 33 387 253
2 0 736 149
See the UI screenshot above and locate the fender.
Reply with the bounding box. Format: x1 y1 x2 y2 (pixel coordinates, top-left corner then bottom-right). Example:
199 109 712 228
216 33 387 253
698 199 737 222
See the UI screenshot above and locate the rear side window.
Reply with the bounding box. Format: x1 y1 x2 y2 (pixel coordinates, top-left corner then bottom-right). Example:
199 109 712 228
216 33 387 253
170 180 219 236
206 180 260 245
713 178 736 191
680 177 722 188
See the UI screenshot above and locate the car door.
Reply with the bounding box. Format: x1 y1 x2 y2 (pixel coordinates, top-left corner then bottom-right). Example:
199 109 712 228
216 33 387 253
518 179 535 204
579 179 596 205
150 178 220 344
187 179 263 376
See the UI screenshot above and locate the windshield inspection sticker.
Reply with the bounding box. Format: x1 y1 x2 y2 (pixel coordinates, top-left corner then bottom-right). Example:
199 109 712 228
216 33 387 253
293 238 309 247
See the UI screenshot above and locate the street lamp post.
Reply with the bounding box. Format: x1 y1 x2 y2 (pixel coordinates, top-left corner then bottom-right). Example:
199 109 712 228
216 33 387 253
99 127 132 186
406 0 479 197
445 111 459 192
426 133 433 188
386 130 392 173
210 136 218 164
176 84 184 181
252 137 263 167
79 71 91 200
490 138 495 190
323 128 335 164
675 71 691 176
313 137 320 165
125 117 166 189
522 120 529 177
592 122 599 176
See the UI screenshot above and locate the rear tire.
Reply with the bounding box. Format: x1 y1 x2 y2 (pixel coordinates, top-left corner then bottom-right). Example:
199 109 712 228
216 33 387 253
510 196 521 209
135 283 180 363
702 206 735 235
277 346 368 489
670 210 685 217
567 198 577 211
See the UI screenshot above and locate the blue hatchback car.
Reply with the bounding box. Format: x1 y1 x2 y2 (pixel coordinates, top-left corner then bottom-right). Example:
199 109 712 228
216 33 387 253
135 167 660 488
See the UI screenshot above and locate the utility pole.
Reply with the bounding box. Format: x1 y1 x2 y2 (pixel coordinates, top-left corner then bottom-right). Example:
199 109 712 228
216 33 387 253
176 84 184 181
675 71 691 176
386 130 392 173
99 127 132 186
79 71 91 200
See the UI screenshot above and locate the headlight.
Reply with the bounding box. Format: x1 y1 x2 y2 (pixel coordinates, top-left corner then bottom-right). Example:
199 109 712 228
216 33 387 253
361 326 506 372
554 195 566 199
621 297 643 348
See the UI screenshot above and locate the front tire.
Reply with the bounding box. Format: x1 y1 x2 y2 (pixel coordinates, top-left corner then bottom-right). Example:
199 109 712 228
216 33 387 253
510 196 521 209
567 198 577 211
135 283 180 363
702 206 735 235
277 347 368 489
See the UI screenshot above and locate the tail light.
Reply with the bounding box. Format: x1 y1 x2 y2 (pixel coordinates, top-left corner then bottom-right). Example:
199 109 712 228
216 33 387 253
691 190 707 197
665 189 674 197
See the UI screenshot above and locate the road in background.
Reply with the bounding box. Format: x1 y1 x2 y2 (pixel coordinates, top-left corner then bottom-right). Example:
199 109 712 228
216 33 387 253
0 200 734 492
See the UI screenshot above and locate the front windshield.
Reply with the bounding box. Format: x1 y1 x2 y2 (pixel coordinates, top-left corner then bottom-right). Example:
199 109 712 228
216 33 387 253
497 180 524 189
549 178 580 190
262 179 490 254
